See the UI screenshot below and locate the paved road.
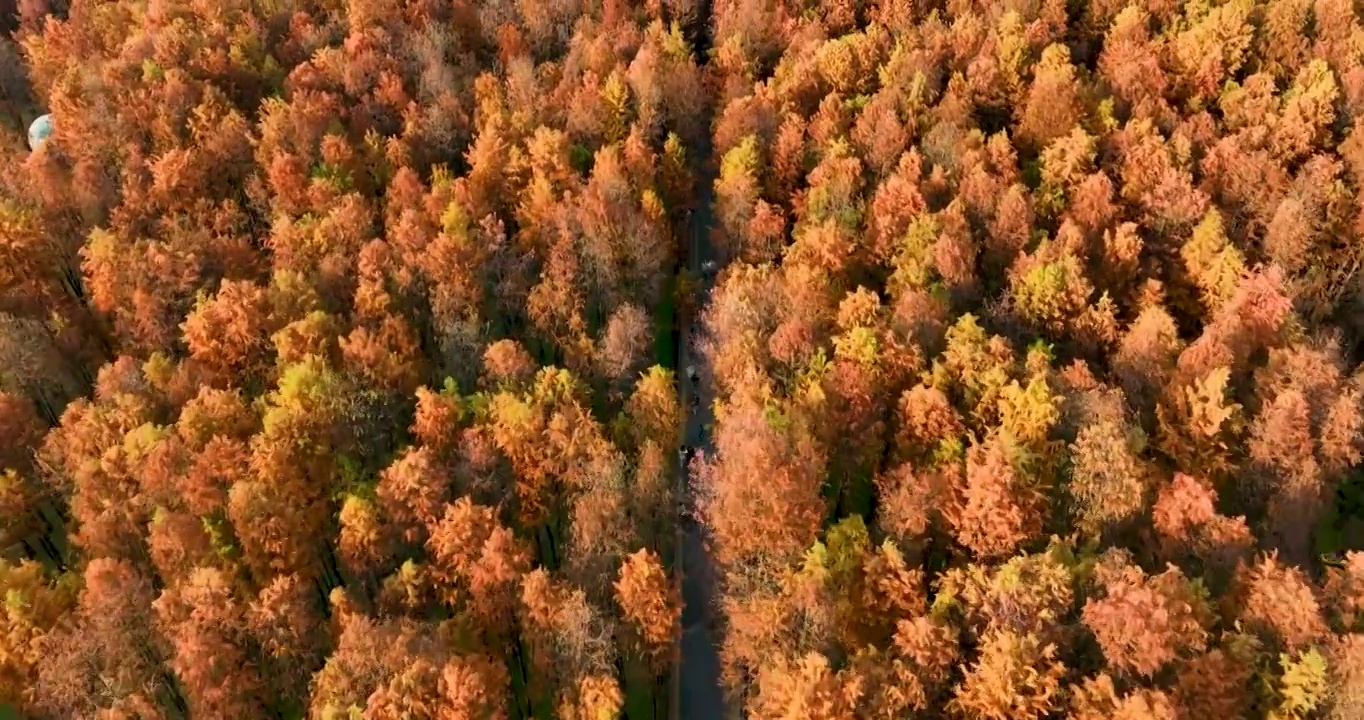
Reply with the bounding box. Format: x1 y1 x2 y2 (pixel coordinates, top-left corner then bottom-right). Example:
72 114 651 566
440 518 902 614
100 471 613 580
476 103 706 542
675 76 728 719
678 353 723 719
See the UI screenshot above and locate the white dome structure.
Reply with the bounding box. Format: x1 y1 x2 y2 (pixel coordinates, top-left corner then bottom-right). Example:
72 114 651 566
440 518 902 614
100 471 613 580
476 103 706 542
27 114 53 151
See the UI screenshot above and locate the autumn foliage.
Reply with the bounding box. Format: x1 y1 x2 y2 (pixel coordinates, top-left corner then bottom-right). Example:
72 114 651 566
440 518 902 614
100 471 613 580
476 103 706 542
4 0 1364 718
0 0 696 716
696 0 1364 716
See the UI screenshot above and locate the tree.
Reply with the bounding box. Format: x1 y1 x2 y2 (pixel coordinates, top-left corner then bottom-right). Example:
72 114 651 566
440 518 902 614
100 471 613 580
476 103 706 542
33 559 179 718
953 432 1047 559
248 574 328 714
1171 641 1256 720
376 446 454 546
1324 551 1364 631
153 567 267 718
713 136 770 264
426 497 532 645
365 655 512 720
1067 416 1150 541
747 652 861 720
233 354 350 579
1016 45 1084 152
1151 473 1254 582
595 303 653 396
1080 551 1213 678
519 569 620 714
613 548 679 676
935 541 1077 646
879 614 960 714
181 280 276 387
1232 553 1329 653
337 494 399 596
0 312 87 421
1068 674 1178 720
0 559 77 712
696 392 826 576
949 630 1065 720
1327 634 1364 720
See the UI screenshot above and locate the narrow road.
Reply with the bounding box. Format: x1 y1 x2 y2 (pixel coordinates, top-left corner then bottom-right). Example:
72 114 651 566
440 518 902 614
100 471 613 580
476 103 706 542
674 6 728 715
677 167 726 719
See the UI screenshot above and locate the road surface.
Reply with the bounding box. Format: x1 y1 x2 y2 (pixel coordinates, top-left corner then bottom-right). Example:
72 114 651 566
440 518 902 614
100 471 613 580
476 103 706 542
675 32 728 717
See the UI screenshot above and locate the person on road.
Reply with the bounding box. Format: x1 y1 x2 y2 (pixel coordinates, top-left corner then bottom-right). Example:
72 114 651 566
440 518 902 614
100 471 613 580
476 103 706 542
685 364 701 411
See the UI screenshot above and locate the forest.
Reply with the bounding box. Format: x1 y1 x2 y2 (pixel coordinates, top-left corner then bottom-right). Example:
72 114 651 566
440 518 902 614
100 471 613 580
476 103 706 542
1 0 1364 718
